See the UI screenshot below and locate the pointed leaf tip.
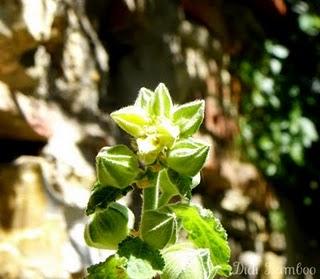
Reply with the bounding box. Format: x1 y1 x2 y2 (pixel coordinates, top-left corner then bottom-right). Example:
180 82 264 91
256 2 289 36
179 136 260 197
153 83 173 118
135 87 154 114
110 105 150 138
173 100 205 137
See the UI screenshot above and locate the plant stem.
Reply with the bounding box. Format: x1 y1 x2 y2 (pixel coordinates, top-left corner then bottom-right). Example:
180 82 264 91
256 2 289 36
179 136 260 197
142 184 158 211
140 184 158 232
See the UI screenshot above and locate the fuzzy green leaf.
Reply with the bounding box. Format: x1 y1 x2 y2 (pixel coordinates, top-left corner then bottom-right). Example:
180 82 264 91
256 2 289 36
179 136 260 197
167 169 200 199
134 87 154 114
110 105 150 137
168 204 231 277
86 183 132 215
118 236 165 279
87 254 128 279
141 209 177 249
166 138 209 176
157 169 200 205
173 100 205 137
157 169 179 196
161 244 218 279
153 83 173 118
96 145 140 188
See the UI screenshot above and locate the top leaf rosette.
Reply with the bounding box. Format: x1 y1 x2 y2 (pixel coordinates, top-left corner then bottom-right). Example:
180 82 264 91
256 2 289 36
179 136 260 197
110 83 206 165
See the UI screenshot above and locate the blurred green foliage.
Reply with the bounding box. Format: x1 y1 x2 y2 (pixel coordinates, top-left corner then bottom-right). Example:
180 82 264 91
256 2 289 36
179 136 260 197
234 1 320 180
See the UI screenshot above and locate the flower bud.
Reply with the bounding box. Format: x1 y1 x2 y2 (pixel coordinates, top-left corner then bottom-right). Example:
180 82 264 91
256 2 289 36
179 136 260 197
173 100 204 138
156 118 179 148
137 136 162 165
110 105 150 137
84 202 134 250
141 209 177 249
162 244 216 279
96 145 140 188
166 138 209 176
153 83 173 118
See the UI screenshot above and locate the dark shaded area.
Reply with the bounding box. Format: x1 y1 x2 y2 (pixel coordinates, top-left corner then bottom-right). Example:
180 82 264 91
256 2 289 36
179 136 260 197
0 139 45 163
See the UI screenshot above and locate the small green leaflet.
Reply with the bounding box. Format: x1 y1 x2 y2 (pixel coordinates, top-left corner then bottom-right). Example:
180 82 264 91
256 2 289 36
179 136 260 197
157 169 201 206
110 106 150 138
87 254 128 279
153 83 173 118
134 87 154 114
118 236 165 279
86 183 132 215
168 204 232 277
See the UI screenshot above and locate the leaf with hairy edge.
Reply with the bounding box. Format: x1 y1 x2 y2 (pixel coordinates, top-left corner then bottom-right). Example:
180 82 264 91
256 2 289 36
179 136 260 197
87 254 128 279
134 87 154 114
168 204 232 277
157 169 201 205
118 236 165 279
173 100 204 137
86 183 133 215
110 106 150 138
167 169 201 199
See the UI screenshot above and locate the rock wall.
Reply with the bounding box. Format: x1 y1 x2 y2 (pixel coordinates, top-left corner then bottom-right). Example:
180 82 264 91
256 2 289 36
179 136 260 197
0 0 288 278
0 0 112 277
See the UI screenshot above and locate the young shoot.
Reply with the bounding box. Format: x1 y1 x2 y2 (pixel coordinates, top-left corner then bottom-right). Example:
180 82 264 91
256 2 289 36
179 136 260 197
84 83 231 279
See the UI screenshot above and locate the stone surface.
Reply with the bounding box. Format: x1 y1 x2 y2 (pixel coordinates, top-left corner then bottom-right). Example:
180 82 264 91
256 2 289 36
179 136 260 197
221 189 251 214
0 0 290 277
0 159 46 230
0 158 70 278
0 82 49 141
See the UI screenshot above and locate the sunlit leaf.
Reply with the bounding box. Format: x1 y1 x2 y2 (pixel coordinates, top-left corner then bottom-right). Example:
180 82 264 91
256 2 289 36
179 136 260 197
111 106 150 137
118 236 165 279
87 254 128 279
168 204 232 277
153 83 173 118
173 100 204 137
162 244 218 279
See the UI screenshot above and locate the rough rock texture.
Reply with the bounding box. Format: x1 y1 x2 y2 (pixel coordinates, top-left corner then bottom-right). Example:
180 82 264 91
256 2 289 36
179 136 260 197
0 0 111 277
0 0 289 278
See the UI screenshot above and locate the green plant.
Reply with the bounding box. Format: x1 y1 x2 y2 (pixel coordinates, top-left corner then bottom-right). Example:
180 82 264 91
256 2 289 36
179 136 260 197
84 83 231 279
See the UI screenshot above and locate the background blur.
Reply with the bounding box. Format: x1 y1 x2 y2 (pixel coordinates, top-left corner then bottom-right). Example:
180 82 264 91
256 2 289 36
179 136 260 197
0 0 319 278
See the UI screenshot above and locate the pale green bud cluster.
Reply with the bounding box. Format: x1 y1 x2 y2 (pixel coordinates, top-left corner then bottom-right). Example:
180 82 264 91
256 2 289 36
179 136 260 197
85 83 208 251
110 83 207 166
